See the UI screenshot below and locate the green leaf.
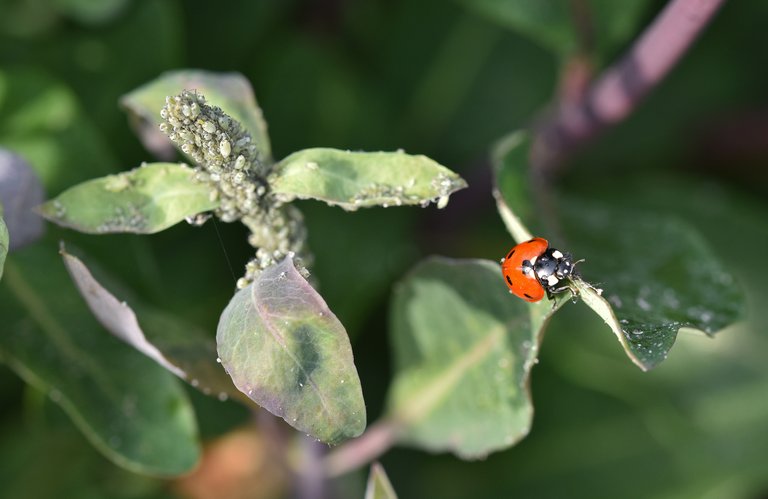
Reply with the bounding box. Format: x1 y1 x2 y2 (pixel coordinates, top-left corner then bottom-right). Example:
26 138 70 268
491 131 537 242
120 69 272 163
270 148 467 210
0 213 7 280
457 0 650 60
562 204 746 370
38 162 217 234
365 462 398 499
60 247 241 401
216 256 366 444
0 246 200 476
492 130 745 370
387 257 566 458
457 0 575 55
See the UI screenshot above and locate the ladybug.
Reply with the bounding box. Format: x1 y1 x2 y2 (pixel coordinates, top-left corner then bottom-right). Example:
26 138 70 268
500 237 576 302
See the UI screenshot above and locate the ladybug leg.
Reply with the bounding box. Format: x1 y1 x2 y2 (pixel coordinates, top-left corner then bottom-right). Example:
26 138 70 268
547 280 581 303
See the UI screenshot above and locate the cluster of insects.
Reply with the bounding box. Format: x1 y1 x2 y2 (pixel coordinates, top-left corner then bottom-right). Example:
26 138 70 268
500 237 581 302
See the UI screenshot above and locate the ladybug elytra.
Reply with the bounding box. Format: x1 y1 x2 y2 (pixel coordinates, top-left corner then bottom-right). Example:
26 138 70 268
501 237 576 302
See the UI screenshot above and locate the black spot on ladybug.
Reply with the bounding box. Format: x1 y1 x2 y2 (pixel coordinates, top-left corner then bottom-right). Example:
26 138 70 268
506 275 513 286
506 249 515 259
524 293 533 299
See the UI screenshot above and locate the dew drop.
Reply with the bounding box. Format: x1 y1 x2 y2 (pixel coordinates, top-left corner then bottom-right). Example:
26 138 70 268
216 357 222 364
218 393 228 402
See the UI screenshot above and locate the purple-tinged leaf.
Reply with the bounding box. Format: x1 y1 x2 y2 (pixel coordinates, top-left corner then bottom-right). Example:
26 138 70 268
60 246 241 400
217 256 366 444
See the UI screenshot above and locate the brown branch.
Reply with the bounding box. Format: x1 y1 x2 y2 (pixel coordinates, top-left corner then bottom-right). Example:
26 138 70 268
532 0 727 175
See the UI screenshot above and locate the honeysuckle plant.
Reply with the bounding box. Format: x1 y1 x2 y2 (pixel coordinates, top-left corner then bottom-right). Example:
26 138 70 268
36 69 467 449
0 0 752 495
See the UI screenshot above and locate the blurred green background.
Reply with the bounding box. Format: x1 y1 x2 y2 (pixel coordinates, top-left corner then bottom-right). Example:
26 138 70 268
1 0 767 498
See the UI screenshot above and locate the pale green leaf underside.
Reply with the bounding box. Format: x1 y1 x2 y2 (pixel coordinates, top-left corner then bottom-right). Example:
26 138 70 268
38 162 217 234
270 148 467 210
120 69 272 162
365 462 399 499
216 256 366 445
0 247 200 476
387 257 562 459
60 248 240 400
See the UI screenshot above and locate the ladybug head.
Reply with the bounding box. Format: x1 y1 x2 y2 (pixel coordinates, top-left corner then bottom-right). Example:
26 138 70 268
534 247 574 292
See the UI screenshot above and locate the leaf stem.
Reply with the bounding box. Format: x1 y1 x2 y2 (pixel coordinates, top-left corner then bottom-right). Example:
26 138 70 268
295 436 328 499
323 419 401 478
531 0 727 175
492 188 532 243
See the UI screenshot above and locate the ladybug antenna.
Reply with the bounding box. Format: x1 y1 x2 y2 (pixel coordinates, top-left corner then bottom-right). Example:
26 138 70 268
570 258 586 276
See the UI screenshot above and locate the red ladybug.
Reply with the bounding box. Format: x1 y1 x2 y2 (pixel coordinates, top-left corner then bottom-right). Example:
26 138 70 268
501 237 576 302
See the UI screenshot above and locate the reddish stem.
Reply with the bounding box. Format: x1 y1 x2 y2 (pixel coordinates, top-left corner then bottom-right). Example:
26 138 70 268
532 0 727 174
322 420 400 478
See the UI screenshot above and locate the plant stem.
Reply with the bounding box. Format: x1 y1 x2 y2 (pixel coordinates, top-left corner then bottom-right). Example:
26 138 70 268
323 419 401 478
532 0 727 175
296 436 328 499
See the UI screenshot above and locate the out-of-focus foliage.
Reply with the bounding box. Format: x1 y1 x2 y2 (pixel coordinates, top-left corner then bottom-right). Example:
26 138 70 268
0 210 7 279
0 246 200 476
365 463 398 499
0 150 45 250
1 0 767 498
